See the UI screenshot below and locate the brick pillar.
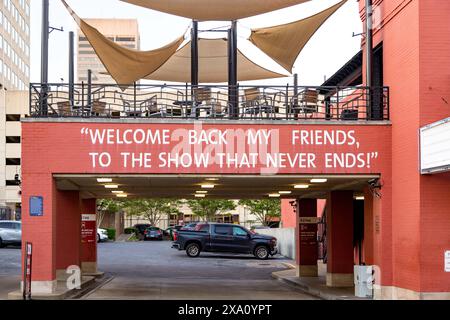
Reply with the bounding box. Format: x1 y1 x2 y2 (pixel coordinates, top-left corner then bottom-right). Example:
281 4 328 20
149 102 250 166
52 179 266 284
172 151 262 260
20 174 57 294
55 190 81 281
326 191 354 287
80 198 98 275
363 187 374 265
296 199 318 277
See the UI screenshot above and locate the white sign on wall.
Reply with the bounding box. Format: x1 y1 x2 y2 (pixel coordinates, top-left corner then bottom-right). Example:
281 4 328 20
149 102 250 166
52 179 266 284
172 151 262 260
420 117 450 174
445 251 450 273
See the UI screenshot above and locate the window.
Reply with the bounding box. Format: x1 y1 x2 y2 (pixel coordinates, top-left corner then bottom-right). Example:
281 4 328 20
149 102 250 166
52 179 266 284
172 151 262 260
233 227 248 236
116 37 135 42
195 224 210 232
6 136 20 143
0 222 13 229
6 158 21 165
6 114 21 121
214 225 232 235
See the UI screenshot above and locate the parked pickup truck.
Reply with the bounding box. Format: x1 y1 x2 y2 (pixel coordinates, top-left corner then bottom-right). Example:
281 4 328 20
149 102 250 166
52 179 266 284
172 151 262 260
172 223 277 260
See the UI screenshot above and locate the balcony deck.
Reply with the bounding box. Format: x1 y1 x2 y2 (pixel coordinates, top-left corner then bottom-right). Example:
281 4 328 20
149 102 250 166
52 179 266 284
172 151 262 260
29 83 390 122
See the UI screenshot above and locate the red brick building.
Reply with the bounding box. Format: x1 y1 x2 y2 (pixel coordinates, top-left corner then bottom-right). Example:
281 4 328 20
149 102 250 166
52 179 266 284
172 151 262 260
18 0 450 299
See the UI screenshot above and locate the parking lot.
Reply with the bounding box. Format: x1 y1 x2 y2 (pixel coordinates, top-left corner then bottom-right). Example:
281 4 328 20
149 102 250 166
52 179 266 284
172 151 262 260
0 241 317 300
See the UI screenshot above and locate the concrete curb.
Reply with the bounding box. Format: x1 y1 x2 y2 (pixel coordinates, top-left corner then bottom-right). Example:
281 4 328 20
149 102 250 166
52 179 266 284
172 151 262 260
8 276 97 300
272 270 366 301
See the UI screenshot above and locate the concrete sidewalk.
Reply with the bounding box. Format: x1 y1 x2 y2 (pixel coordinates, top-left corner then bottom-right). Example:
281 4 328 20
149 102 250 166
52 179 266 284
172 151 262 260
272 268 369 300
0 276 21 300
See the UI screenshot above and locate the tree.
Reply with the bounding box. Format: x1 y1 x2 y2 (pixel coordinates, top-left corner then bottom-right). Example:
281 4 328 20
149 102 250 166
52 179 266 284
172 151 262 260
238 199 281 226
97 198 124 226
122 199 182 226
186 199 236 222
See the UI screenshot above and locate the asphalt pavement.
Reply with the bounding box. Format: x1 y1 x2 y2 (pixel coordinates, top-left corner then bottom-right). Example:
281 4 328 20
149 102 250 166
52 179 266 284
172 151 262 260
0 241 317 300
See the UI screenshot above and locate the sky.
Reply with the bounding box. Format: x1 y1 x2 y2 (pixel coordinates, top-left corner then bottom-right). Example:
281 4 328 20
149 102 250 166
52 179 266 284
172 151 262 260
30 0 363 86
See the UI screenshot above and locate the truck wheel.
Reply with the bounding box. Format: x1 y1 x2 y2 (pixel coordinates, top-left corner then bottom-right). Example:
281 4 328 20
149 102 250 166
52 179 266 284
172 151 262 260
186 243 201 257
254 245 269 260
0 238 4 248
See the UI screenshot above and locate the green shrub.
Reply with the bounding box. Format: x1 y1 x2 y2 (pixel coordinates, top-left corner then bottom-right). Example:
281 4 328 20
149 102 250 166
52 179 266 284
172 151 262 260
106 228 116 240
124 227 137 235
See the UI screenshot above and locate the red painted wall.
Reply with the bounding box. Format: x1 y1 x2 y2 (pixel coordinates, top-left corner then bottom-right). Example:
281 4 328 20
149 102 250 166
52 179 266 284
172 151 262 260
359 0 450 293
21 122 391 283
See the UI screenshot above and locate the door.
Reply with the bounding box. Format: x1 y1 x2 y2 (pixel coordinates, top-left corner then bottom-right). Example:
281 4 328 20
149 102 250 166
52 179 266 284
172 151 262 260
210 225 234 252
232 226 252 253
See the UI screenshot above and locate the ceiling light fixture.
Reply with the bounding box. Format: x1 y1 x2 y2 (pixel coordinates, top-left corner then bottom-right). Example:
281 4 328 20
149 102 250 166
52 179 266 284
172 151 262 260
195 194 206 198
310 178 328 183
294 184 310 189
269 193 281 198
196 191 208 194
104 184 119 189
112 190 124 194
116 194 128 198
278 191 292 194
201 184 215 189
97 178 112 183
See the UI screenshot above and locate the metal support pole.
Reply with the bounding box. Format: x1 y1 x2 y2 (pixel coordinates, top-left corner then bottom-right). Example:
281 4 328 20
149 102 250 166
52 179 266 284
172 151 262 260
191 21 199 88
365 0 374 119
228 21 238 119
87 69 92 117
41 0 50 115
68 31 75 107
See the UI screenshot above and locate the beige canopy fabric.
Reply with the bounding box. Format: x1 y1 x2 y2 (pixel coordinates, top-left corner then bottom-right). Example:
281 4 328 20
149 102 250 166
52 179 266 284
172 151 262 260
249 0 347 73
61 0 185 85
144 38 288 83
120 0 310 21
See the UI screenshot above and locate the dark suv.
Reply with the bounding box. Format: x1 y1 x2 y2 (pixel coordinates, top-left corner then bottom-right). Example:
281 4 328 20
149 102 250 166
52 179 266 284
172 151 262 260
172 223 278 260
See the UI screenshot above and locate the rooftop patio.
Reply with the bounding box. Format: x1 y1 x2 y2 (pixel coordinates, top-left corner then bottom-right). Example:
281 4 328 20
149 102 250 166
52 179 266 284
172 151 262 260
30 83 389 121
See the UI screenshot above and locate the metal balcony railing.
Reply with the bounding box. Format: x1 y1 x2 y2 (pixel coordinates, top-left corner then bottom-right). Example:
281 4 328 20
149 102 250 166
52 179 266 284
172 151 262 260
29 83 390 121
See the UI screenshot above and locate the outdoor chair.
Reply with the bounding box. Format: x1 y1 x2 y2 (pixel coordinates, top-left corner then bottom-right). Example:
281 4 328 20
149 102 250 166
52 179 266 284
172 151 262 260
241 87 274 118
290 89 319 119
92 99 107 116
192 87 219 118
141 95 168 118
56 101 72 117
121 95 145 117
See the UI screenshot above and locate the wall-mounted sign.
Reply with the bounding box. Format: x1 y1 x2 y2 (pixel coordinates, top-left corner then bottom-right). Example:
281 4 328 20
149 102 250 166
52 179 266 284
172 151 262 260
29 196 43 217
81 214 96 244
420 117 450 174
299 217 319 224
445 251 450 273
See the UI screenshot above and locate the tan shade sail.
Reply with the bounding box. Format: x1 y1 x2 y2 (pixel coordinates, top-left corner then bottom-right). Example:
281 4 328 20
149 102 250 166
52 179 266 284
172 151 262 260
62 0 185 85
120 0 310 21
144 38 288 83
249 0 347 73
